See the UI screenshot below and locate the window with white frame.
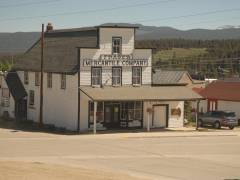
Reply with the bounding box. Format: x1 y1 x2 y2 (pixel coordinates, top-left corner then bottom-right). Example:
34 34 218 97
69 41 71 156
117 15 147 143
112 67 121 86
112 37 122 55
47 73 52 88
35 72 40 86
91 67 101 86
24 71 29 85
132 67 141 85
60 73 66 89
1 88 10 107
29 90 34 106
126 101 143 121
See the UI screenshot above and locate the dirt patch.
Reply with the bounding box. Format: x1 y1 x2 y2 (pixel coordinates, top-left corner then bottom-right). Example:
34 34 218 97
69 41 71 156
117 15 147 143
0 161 144 180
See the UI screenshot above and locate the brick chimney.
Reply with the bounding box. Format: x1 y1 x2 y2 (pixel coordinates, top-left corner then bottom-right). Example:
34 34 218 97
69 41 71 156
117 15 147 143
46 23 53 32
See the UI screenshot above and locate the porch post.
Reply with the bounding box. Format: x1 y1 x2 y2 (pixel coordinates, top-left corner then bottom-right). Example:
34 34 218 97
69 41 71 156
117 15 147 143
196 100 200 130
93 101 97 134
147 112 150 132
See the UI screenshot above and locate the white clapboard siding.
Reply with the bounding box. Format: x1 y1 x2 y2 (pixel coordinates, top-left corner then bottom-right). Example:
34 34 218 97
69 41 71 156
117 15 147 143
99 28 135 55
122 67 132 85
17 71 78 130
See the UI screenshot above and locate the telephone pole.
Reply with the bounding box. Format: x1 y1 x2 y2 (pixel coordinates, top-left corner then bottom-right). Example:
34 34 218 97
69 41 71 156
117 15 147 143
39 24 44 126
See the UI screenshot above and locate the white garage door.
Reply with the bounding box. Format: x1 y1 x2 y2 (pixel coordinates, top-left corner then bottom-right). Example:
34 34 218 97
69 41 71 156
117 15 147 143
153 106 167 128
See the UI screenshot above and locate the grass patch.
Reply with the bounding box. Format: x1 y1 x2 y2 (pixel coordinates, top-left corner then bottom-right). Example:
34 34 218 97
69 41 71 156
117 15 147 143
154 48 207 61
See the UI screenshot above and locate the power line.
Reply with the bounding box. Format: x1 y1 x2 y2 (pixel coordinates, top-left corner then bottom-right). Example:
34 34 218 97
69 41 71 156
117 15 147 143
0 0 177 22
0 0 61 9
134 8 240 23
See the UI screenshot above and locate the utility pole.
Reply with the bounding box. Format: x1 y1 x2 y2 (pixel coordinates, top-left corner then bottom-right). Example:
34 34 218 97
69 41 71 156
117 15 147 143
39 24 44 126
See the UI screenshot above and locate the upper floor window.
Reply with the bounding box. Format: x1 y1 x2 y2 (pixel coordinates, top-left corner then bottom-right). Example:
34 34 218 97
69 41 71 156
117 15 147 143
91 67 102 87
132 67 142 86
60 73 66 89
35 72 40 86
112 37 122 55
112 67 122 86
29 90 34 106
24 71 29 85
47 73 52 88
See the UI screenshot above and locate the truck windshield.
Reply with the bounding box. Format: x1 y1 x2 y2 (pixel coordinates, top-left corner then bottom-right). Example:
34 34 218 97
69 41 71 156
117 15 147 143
224 112 236 117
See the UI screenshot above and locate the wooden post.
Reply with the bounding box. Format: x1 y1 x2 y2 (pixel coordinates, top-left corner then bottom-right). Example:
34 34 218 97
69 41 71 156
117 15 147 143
147 112 150 132
39 23 44 126
93 101 97 134
196 100 200 130
147 107 152 132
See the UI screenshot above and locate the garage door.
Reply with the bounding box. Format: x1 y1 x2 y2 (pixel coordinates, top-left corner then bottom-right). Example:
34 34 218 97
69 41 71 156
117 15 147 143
153 106 167 128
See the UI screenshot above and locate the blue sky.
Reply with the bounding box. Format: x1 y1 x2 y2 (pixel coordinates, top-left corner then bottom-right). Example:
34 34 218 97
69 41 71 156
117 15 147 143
0 0 240 32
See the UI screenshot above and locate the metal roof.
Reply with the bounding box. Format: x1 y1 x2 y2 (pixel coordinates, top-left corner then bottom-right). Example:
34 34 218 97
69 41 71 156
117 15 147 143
152 69 188 85
13 28 98 74
5 71 27 101
97 23 139 29
197 81 240 102
80 85 203 101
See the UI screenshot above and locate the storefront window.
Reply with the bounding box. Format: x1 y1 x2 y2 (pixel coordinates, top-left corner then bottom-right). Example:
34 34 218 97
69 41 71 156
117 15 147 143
120 102 128 120
89 102 104 124
121 101 143 121
134 101 142 120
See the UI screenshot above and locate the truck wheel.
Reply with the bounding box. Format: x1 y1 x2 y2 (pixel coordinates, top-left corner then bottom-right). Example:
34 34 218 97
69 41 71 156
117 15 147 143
229 125 234 130
214 121 221 129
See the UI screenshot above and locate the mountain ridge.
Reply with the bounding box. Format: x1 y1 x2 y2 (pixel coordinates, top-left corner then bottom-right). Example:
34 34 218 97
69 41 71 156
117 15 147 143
1 24 240 54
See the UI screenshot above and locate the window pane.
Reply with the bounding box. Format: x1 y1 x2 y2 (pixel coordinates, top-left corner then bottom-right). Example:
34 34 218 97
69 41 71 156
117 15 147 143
135 110 142 120
24 71 28 84
112 38 121 54
92 68 101 86
61 74 66 89
35 72 40 86
132 67 141 85
112 68 121 85
29 90 34 106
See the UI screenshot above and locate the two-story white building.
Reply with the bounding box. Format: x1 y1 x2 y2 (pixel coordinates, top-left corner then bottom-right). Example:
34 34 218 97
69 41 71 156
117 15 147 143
1 24 202 132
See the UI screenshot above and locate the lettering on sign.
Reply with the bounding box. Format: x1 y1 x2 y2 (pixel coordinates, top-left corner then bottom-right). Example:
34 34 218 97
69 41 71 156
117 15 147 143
82 54 148 67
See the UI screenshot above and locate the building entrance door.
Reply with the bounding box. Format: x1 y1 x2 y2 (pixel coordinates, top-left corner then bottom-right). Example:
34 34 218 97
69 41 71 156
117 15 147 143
15 99 27 121
104 103 120 128
153 105 167 128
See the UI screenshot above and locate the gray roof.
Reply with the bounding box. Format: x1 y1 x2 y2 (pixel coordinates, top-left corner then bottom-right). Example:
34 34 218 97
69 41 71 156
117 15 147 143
152 69 188 85
5 71 27 101
80 85 203 101
98 23 139 29
13 28 98 74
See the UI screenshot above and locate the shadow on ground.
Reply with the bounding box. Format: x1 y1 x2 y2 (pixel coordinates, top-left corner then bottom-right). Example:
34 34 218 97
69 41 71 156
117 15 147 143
0 118 235 136
0 118 77 135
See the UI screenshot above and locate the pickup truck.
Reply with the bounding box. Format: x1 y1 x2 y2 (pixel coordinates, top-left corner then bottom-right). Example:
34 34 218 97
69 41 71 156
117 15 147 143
198 111 238 129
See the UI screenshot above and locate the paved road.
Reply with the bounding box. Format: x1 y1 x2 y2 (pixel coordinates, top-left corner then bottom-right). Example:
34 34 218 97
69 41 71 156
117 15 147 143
0 128 240 180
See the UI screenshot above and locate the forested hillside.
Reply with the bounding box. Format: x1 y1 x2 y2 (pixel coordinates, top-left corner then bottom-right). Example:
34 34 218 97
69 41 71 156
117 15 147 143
136 39 240 79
